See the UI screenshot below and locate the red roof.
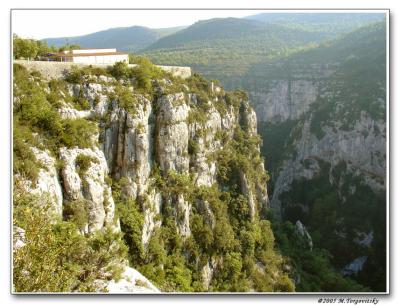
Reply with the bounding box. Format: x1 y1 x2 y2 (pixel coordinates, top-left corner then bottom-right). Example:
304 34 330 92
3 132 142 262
52 51 129 57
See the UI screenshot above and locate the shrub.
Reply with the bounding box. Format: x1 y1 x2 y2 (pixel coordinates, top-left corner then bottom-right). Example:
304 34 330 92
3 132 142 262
13 190 127 292
63 199 89 231
108 61 130 80
60 119 97 148
115 196 145 264
114 85 139 114
188 139 200 156
13 128 41 183
72 95 91 111
75 154 97 178
129 56 165 91
65 66 85 84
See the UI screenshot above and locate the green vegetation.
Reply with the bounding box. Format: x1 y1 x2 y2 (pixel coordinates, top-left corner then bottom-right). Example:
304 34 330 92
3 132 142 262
63 199 90 231
75 154 98 178
142 18 329 79
13 186 127 292
112 179 145 264
272 221 369 292
13 127 42 184
13 34 80 60
277 160 386 291
247 13 384 34
13 64 97 158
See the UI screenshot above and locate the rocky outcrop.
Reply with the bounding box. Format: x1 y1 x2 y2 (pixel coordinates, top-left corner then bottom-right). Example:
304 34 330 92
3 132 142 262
156 93 190 173
341 256 368 276
25 148 63 216
60 147 116 233
295 220 313 250
58 107 91 120
106 266 160 293
103 98 153 198
189 106 222 187
354 231 374 247
201 258 218 290
239 171 256 222
141 190 163 247
13 226 26 250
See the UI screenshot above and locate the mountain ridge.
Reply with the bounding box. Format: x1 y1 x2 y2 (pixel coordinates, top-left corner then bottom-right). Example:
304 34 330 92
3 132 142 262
41 13 385 54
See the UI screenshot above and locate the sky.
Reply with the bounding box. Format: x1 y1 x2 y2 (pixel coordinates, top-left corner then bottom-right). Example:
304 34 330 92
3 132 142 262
12 9 271 39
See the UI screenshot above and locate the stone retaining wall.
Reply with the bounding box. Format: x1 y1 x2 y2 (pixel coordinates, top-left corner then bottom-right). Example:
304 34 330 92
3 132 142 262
14 60 192 79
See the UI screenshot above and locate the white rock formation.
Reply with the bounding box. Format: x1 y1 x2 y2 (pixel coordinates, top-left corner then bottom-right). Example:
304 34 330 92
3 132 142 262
58 106 92 120
156 93 190 173
59 146 116 233
106 266 160 293
239 171 256 222
295 220 313 250
28 147 63 215
141 190 162 247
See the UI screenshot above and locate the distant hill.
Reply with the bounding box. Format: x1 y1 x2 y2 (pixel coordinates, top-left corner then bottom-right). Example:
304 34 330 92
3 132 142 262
144 17 331 51
142 17 334 77
43 25 185 52
245 12 385 33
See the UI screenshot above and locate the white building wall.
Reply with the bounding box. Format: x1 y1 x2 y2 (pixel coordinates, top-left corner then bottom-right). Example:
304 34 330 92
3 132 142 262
71 54 128 64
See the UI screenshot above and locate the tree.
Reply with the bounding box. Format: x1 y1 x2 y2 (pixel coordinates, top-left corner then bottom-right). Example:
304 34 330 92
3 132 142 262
13 34 39 60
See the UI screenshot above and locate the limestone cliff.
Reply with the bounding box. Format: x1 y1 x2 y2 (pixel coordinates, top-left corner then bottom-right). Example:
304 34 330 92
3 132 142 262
13 61 290 293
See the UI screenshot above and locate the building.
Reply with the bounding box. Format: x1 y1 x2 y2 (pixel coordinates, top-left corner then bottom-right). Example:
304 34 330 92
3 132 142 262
48 48 129 64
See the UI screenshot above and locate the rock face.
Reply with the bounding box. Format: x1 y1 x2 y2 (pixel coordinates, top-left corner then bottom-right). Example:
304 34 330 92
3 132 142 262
252 80 319 123
60 146 116 233
102 96 153 199
239 171 256 221
156 93 190 173
271 113 386 216
189 105 222 187
201 258 218 290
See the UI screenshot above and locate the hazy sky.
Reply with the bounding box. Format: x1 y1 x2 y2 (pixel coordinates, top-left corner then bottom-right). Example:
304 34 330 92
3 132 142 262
12 9 271 39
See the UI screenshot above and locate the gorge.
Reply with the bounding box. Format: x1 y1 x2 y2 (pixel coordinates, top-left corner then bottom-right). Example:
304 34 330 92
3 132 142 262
13 12 387 293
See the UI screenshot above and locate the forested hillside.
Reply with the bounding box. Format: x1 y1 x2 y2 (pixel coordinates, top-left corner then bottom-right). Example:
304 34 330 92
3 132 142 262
245 12 384 34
